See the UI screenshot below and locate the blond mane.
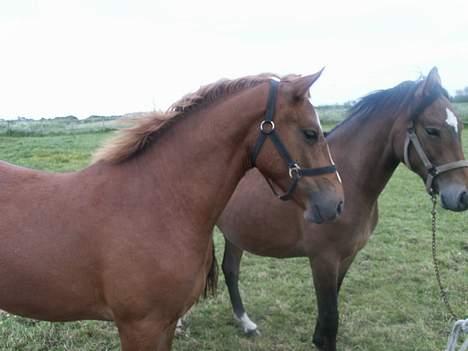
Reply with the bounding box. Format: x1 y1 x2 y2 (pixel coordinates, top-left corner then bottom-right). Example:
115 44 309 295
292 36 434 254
93 73 296 164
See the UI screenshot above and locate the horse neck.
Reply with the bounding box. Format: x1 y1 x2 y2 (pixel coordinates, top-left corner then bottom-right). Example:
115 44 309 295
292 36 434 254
133 85 267 231
328 111 402 203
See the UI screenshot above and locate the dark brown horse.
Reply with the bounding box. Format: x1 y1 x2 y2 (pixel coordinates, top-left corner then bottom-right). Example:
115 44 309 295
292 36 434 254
0 71 344 350
217 68 468 351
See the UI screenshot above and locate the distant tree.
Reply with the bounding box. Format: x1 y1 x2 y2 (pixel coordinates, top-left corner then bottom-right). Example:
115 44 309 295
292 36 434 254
453 86 468 103
53 115 79 122
17 116 33 121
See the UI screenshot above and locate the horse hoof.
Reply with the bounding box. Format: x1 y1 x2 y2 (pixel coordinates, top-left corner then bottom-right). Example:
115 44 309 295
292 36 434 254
175 325 185 337
235 313 260 337
245 327 260 337
313 338 335 351
312 336 324 350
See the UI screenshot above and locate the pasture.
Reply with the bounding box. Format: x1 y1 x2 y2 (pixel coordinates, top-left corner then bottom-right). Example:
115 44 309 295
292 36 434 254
0 126 466 351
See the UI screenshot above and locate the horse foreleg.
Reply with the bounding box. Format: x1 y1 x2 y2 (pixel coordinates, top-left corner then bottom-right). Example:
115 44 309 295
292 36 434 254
337 254 356 294
222 239 258 335
156 322 177 351
117 318 174 351
310 256 339 351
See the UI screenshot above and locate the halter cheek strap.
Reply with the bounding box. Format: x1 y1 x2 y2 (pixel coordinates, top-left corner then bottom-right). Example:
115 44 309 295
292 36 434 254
251 80 337 201
403 93 468 194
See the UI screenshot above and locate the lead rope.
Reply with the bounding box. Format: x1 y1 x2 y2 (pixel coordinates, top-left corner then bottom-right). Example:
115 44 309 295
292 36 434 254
431 194 468 351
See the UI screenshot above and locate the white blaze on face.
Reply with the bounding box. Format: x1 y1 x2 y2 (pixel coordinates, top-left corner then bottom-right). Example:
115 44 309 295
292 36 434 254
446 108 459 133
310 98 323 132
326 144 342 184
315 107 323 131
310 99 341 183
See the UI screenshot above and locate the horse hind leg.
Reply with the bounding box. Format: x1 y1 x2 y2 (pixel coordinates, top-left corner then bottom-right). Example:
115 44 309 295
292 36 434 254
175 308 192 336
222 239 259 336
175 317 185 336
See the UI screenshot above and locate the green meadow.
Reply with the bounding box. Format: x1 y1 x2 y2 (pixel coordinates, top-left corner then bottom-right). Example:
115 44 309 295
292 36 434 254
0 125 466 350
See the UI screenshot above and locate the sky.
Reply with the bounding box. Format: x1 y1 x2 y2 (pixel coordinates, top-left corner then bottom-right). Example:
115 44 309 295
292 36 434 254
0 0 467 119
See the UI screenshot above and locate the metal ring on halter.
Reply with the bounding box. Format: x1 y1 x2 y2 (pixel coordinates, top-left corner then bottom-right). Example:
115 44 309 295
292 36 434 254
288 163 302 179
260 120 275 135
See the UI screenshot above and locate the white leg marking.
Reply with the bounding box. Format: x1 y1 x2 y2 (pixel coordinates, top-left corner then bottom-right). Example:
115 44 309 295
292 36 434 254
446 108 459 133
175 309 191 336
175 318 184 336
235 313 258 333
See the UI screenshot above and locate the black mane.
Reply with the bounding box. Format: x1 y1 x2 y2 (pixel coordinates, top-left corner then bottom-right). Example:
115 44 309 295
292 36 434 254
327 79 449 135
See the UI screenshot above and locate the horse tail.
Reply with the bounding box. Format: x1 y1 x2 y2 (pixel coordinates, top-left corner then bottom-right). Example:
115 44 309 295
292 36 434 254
203 239 218 298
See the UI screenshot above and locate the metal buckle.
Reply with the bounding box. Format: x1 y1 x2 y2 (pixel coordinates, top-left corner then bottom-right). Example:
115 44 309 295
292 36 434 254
428 167 439 176
288 163 302 179
260 120 275 135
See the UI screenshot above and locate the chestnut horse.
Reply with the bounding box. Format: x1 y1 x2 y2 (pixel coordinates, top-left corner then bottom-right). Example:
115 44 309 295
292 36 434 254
0 71 344 350
217 68 468 350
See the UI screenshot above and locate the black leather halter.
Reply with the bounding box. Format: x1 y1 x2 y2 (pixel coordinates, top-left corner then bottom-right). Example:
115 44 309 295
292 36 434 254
403 91 468 194
250 80 337 201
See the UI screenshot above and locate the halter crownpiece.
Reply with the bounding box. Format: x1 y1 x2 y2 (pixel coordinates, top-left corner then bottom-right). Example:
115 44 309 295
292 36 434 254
251 80 337 201
403 92 468 194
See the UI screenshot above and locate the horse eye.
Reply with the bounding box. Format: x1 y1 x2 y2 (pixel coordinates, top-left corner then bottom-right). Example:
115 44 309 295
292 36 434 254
425 127 440 137
302 129 318 142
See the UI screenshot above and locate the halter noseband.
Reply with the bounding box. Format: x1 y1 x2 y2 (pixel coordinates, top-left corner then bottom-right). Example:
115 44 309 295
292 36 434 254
403 91 468 194
250 80 337 201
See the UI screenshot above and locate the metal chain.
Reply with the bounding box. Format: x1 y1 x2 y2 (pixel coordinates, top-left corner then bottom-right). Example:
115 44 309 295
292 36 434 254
431 193 458 320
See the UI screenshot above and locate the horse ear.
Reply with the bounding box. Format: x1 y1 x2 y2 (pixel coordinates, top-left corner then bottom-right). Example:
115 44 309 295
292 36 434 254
415 67 442 98
291 67 325 100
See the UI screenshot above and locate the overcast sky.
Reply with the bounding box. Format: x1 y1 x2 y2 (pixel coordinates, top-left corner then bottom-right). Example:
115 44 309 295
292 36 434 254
0 0 467 119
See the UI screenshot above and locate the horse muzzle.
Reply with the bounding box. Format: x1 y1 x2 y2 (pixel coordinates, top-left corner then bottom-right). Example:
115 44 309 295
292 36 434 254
440 184 468 212
304 192 344 224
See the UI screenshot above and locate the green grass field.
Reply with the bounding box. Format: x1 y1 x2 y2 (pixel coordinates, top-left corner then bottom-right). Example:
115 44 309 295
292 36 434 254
0 128 466 351
0 119 117 137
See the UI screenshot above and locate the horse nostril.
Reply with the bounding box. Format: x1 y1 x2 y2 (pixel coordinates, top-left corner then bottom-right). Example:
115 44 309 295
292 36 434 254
459 191 468 208
336 201 344 215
